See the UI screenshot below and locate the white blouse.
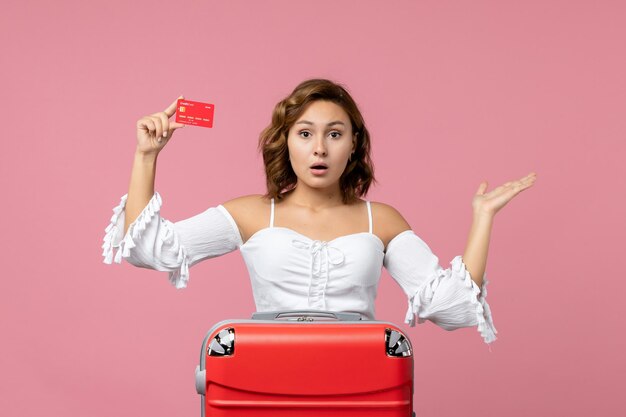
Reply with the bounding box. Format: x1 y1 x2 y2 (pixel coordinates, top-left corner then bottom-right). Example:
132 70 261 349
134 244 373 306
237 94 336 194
102 192 497 344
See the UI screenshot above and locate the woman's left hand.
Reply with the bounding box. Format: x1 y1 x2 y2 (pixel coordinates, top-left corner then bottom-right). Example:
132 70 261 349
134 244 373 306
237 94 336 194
472 172 537 217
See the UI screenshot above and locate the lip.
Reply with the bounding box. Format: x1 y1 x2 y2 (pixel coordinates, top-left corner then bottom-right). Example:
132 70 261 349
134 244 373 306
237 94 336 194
310 167 328 176
310 162 328 169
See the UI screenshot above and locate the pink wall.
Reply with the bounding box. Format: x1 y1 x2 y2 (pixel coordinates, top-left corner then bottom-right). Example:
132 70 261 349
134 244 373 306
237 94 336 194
2 1 624 415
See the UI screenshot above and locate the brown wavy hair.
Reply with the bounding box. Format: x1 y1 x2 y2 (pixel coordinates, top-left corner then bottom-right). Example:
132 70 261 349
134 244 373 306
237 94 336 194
258 78 376 204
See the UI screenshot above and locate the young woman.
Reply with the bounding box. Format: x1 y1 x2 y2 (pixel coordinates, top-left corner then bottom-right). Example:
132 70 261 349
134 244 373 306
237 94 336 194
102 79 537 344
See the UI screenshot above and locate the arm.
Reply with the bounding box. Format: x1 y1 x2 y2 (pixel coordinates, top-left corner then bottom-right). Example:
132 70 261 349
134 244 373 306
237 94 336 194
383 227 498 344
102 96 243 288
463 172 538 288
125 151 157 235
124 96 186 235
381 173 535 344
461 212 493 289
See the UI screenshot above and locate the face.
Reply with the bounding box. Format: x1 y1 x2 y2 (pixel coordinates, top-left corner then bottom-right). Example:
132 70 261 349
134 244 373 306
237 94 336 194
287 100 357 192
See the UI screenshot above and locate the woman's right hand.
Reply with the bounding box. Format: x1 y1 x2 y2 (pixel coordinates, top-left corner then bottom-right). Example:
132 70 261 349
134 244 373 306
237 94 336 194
136 95 187 156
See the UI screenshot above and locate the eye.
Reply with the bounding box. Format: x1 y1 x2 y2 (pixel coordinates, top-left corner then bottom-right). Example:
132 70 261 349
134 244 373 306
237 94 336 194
298 130 311 138
329 131 342 139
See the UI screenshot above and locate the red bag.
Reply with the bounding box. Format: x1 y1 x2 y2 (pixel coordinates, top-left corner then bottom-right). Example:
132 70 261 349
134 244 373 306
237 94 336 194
195 310 415 416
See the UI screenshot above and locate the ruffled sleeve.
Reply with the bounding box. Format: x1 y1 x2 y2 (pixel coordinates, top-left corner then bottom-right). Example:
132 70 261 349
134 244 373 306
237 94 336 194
383 230 497 344
101 192 243 289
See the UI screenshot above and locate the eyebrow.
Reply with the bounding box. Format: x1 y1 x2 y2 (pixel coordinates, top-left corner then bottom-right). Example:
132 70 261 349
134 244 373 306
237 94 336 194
295 120 346 127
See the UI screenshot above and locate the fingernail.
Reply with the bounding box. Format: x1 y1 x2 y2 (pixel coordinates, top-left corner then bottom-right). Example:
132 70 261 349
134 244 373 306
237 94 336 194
163 131 167 138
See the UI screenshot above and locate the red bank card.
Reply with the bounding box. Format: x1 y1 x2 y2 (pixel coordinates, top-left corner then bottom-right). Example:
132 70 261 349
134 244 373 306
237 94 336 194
175 99 214 128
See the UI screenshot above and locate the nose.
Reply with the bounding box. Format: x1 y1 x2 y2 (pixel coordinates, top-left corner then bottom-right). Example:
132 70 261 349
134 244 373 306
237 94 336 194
313 136 327 156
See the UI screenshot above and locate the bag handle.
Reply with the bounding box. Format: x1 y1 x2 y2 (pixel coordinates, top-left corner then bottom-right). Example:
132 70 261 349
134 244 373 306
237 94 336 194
251 310 362 321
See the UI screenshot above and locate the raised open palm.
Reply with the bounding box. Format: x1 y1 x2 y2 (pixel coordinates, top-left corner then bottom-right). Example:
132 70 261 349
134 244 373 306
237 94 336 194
472 172 537 217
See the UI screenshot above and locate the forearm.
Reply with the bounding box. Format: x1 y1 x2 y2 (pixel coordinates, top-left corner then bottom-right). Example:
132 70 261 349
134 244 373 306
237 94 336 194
124 151 158 235
462 212 494 288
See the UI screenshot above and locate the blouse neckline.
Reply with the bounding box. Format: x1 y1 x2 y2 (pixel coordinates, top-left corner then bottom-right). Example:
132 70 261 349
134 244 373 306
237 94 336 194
241 226 385 250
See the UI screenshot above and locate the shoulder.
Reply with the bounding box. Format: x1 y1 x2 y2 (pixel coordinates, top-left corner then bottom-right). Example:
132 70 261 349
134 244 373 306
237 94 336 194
221 194 270 222
221 194 270 242
369 201 412 250
222 193 268 212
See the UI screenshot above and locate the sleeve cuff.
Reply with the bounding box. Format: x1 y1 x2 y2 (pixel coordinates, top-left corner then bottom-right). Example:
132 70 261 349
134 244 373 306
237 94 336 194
404 255 498 344
101 192 191 289
101 193 131 265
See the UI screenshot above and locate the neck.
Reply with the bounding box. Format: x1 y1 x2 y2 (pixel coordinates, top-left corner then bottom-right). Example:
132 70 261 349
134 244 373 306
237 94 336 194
283 181 346 210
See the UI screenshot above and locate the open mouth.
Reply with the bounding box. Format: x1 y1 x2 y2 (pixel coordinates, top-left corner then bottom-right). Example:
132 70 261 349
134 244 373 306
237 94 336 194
310 163 328 175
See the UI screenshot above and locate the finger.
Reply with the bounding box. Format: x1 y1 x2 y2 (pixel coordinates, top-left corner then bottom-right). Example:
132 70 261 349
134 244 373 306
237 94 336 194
169 122 186 131
476 181 488 195
505 178 527 191
154 112 170 138
138 117 157 135
508 172 535 185
149 115 163 139
511 178 535 194
164 95 184 118
505 173 535 187
491 183 517 198
491 183 510 194
519 175 536 188
155 119 186 135
520 177 536 190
